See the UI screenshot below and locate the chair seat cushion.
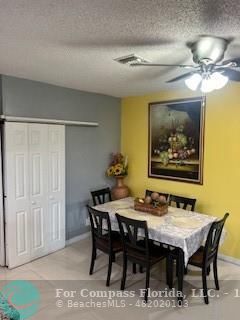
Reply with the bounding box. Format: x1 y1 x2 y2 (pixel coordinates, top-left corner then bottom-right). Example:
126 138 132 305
188 246 204 266
168 245 204 268
96 231 122 252
126 240 168 265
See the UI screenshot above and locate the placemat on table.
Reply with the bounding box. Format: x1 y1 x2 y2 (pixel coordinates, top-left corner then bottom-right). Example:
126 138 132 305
116 209 165 228
170 216 203 229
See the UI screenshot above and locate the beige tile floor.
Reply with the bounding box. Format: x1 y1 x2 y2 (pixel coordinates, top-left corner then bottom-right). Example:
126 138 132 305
0 237 240 319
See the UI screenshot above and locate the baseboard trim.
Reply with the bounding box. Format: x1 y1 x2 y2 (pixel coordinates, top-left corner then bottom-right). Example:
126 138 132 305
218 254 240 266
66 232 91 245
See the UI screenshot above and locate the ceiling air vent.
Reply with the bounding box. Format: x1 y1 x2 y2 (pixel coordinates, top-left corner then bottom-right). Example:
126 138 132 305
114 54 148 65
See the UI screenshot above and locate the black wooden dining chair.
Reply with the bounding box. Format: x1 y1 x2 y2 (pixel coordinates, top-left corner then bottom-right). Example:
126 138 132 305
116 213 169 302
145 189 169 201
169 194 196 211
87 205 122 286
91 187 112 206
188 213 229 304
168 213 229 304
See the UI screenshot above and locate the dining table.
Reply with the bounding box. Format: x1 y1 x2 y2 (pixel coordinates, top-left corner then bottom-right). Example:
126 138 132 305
94 197 222 300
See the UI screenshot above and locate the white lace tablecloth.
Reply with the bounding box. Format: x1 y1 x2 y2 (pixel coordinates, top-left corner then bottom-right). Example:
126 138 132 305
94 197 220 266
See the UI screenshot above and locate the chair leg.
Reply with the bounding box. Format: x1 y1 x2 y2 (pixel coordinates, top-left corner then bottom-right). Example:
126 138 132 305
121 255 127 290
176 258 179 277
112 253 116 263
184 267 188 275
144 266 150 303
106 254 113 287
207 265 211 276
213 259 219 290
166 255 173 289
139 265 144 273
202 268 209 304
177 249 184 303
89 246 96 275
133 263 137 274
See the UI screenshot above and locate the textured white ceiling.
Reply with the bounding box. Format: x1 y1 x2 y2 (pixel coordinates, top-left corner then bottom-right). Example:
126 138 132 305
0 0 240 97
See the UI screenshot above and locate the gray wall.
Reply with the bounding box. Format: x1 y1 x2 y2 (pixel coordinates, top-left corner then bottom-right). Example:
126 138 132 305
1 75 121 239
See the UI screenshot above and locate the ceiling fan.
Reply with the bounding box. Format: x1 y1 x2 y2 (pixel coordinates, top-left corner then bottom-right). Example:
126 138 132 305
128 36 240 93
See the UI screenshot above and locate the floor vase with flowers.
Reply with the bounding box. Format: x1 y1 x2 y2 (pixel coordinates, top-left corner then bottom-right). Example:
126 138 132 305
111 176 129 200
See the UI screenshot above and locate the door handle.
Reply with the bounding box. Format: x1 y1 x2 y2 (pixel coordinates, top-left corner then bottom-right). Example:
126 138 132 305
31 201 36 205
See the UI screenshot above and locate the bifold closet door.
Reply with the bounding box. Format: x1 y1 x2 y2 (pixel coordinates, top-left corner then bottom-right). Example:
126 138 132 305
4 122 31 267
29 124 49 260
47 125 65 253
0 134 5 266
4 122 65 268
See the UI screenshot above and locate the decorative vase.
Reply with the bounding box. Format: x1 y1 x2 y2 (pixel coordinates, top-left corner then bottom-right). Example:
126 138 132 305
111 176 129 200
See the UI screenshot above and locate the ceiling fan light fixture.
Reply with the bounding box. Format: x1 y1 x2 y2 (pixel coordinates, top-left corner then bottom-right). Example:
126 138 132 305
185 71 229 93
184 73 202 91
200 72 229 93
200 78 215 93
210 72 229 89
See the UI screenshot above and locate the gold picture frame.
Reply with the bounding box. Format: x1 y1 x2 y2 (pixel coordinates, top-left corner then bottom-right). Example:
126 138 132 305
148 97 205 184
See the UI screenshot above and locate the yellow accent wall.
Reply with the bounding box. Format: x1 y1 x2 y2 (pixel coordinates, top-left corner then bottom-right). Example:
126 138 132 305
121 85 240 260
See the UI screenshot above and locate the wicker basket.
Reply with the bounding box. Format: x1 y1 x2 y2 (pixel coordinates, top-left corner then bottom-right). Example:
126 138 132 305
134 198 168 216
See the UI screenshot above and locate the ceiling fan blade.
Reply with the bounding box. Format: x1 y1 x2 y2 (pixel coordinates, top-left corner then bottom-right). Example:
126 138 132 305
222 57 240 67
130 62 196 69
166 72 195 83
222 68 240 81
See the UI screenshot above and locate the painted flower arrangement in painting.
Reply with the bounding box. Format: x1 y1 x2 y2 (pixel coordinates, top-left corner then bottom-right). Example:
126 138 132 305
106 153 128 177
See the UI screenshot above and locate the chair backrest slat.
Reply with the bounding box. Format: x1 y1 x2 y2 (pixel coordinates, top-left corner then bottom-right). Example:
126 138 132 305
91 187 112 206
203 213 229 264
87 205 112 242
169 194 196 211
116 214 149 257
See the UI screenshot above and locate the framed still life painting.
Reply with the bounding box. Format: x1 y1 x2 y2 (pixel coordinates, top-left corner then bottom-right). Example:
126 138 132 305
148 97 205 184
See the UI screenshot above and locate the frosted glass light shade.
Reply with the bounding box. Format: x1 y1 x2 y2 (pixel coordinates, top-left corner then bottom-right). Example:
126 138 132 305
200 72 228 93
210 72 229 89
184 71 229 93
185 74 202 91
201 78 215 93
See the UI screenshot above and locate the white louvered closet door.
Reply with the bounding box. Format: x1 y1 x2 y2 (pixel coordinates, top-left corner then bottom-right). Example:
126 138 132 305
4 122 65 268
